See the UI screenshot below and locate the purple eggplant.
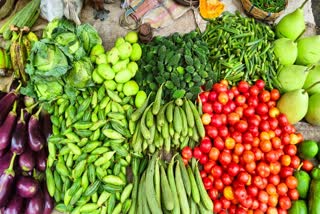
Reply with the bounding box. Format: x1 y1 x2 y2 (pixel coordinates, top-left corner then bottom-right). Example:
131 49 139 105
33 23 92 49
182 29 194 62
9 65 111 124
16 176 39 198
0 152 13 174
4 194 24 214
28 107 45 152
0 91 6 100
0 101 18 150
25 189 43 214
19 147 35 172
36 149 46 172
0 153 17 207
0 149 6 158
10 109 27 155
40 111 52 141
0 84 20 125
43 184 54 214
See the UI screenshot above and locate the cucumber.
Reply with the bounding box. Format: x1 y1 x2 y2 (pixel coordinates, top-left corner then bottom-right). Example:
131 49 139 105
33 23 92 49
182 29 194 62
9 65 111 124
309 179 320 214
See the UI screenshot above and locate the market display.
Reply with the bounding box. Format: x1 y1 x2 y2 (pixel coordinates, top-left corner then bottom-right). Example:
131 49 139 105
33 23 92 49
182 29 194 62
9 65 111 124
1 0 320 213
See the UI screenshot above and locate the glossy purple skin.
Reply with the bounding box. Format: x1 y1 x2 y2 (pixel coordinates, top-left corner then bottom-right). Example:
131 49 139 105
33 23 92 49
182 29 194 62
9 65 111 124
0 111 17 150
10 116 27 155
0 92 17 125
4 194 24 214
0 173 15 207
19 147 35 172
25 189 43 214
0 152 13 174
40 112 52 141
43 185 54 214
27 115 45 152
17 176 39 198
36 149 46 172
0 92 5 99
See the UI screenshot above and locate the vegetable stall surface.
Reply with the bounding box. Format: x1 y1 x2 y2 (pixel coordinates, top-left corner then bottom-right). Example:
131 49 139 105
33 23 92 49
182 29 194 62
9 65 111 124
135 30 214 101
202 12 280 89
182 79 304 213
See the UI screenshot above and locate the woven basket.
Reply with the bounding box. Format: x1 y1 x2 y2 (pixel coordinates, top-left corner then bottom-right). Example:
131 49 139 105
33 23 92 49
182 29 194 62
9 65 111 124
173 0 199 7
240 0 288 21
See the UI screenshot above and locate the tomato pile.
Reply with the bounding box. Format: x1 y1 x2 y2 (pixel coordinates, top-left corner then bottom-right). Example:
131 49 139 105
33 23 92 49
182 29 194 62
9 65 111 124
181 80 304 214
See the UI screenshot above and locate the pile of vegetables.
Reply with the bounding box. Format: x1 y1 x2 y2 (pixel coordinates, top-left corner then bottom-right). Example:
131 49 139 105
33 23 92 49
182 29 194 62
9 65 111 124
135 31 214 101
0 85 53 213
128 152 213 213
182 79 304 213
130 85 205 155
22 18 102 102
202 12 280 89
251 0 286 13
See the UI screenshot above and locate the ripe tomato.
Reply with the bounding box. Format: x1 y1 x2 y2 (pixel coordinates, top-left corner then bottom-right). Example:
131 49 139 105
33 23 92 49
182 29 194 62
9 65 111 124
201 113 212 125
206 125 218 139
235 120 248 132
198 92 208 104
285 176 298 189
218 92 229 105
247 96 259 107
243 132 254 144
193 147 202 159
269 107 280 118
208 91 217 102
259 203 268 213
252 137 261 148
231 131 242 143
218 126 229 138
267 194 278 207
234 143 245 156
238 81 250 93
255 80 265 89
271 137 281 149
256 103 269 115
212 101 223 113
257 162 271 178
227 112 240 125
213 200 223 213
266 150 278 163
268 175 281 186
268 118 279 130
247 185 259 197
253 175 265 189
246 161 257 174
277 183 288 196
219 151 232 166
290 155 300 169
213 136 225 150
227 162 240 177
270 89 280 101
302 159 314 172
213 83 227 92
249 85 260 96
199 155 208 165
284 144 297 156
243 150 255 163
235 106 244 118
238 171 250 184
277 113 289 127
266 183 277 195
267 207 278 214
181 146 193 160
208 147 220 161
260 140 272 153
200 138 212 154
221 173 233 185
258 190 269 203
208 188 219 200
225 137 236 150
214 178 224 191
203 160 215 173
234 186 247 202
280 166 294 178
221 196 231 209
203 177 213 190
288 189 299 200
211 165 223 178
269 162 281 175
244 106 256 117
202 102 213 114
259 120 270 132
252 199 260 210
235 94 246 106
280 155 291 167
259 90 271 103
279 196 291 210
200 170 207 178
281 133 291 145
241 196 253 209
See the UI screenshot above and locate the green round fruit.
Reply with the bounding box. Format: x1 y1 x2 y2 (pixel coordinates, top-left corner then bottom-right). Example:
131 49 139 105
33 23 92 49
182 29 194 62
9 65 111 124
125 31 138 44
299 140 319 159
135 91 147 108
123 80 139 96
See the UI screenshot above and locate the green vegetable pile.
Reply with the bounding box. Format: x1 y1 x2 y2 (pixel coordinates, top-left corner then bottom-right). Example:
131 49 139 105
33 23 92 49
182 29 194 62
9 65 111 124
251 0 286 13
22 18 102 101
203 11 280 89
129 153 213 214
135 31 214 101
130 85 205 155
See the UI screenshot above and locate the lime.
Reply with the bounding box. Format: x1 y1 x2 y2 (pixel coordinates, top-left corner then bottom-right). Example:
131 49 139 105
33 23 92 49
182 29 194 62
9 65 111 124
299 140 319 159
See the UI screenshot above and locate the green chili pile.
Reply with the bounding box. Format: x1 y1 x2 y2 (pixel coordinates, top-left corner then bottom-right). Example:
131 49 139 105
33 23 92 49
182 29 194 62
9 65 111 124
203 11 280 89
252 0 286 13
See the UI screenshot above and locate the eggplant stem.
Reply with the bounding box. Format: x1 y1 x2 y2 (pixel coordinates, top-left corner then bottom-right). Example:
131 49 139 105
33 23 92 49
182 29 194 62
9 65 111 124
34 105 43 119
19 109 25 123
14 81 22 93
26 102 39 113
11 101 18 113
5 153 17 176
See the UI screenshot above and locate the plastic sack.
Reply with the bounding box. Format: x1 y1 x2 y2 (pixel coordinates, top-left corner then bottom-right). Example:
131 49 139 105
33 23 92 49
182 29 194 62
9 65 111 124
40 0 83 25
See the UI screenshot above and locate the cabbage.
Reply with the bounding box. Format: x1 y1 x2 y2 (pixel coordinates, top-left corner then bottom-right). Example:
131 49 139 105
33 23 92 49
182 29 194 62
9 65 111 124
34 78 64 101
65 57 94 89
43 18 75 39
76 24 102 53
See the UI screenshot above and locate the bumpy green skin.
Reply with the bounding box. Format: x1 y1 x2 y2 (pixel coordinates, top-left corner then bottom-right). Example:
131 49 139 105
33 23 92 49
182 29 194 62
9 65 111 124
294 170 311 199
288 200 307 214
309 179 320 214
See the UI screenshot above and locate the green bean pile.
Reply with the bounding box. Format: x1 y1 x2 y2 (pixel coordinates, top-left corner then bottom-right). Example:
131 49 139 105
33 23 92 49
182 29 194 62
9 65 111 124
252 0 286 13
203 11 281 89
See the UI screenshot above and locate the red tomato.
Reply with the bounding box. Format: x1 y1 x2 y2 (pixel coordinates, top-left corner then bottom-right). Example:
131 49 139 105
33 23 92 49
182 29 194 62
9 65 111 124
247 185 259 197
238 171 250 184
200 170 207 178
259 202 268 213
238 81 250 93
218 126 229 138
279 196 291 210
236 207 248 214
234 143 245 156
227 162 240 177
198 92 208 104
221 173 233 185
241 196 253 209
271 137 282 149
280 166 294 178
270 89 280 101
268 117 279 130
267 194 278 207
231 131 242 144
243 132 254 144
202 102 213 114
208 188 219 200
252 199 260 210
212 101 223 113
203 177 213 190
245 161 257 174
265 150 278 163
218 92 229 105
277 113 289 126
203 160 215 173
285 176 298 189
227 112 240 125
269 162 281 175
257 162 271 178
259 90 271 103
290 155 301 169
213 83 228 93
234 186 247 202
211 165 223 178
235 120 248 132
193 147 203 159
213 136 225 150
181 146 193 160
199 138 212 154
302 159 314 172
288 188 299 200
244 106 255 117
253 175 264 189
208 147 220 161
219 151 232 166
258 190 269 203
260 140 272 153
235 106 244 118
266 184 277 195
206 125 218 139
243 151 255 163
235 95 247 106
220 196 231 209
199 155 208 165
281 133 291 145
247 96 259 107
213 200 223 213
249 85 260 96
208 91 217 102
280 155 291 167
259 120 270 132
255 79 265 89
277 183 288 196
256 103 269 115
284 144 297 156
214 178 224 191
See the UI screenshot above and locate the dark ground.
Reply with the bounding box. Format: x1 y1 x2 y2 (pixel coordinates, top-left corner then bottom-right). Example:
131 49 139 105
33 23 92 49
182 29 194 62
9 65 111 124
312 0 320 33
